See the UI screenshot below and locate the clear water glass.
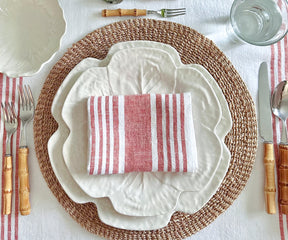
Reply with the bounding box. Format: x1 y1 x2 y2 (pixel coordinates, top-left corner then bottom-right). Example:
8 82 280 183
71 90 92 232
229 0 288 46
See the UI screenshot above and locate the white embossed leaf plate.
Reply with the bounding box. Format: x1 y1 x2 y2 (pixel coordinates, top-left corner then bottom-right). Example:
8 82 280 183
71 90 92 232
48 41 232 229
61 47 224 216
0 0 66 77
48 57 174 230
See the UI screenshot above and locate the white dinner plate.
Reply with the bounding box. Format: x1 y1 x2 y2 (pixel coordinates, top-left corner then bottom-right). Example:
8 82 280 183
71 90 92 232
61 46 227 216
48 56 174 230
48 41 232 229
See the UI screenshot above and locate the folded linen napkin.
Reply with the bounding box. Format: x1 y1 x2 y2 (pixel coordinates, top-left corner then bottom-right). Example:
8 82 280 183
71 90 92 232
87 93 197 175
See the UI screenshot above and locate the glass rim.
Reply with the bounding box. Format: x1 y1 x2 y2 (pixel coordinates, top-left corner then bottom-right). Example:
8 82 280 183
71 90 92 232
229 0 288 46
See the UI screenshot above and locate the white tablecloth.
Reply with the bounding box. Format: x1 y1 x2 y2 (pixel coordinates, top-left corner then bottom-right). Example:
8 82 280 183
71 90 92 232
0 0 287 239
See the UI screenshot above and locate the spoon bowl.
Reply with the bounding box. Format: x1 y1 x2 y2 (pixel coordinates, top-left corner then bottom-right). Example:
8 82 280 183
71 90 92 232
271 80 288 143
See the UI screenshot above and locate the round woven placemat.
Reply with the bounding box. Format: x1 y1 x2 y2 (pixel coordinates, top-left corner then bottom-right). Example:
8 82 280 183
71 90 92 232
33 19 257 240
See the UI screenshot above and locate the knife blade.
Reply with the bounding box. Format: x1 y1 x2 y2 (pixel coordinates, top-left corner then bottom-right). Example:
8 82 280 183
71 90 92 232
258 62 276 214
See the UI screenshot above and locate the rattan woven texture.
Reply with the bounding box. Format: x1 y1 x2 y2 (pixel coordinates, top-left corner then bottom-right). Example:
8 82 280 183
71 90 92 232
33 19 257 240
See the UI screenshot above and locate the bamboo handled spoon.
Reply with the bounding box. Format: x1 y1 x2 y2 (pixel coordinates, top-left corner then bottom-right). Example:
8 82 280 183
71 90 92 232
271 80 288 214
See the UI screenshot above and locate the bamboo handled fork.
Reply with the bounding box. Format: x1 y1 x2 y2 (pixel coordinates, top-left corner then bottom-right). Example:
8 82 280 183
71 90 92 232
18 85 34 215
102 8 186 18
1 102 18 215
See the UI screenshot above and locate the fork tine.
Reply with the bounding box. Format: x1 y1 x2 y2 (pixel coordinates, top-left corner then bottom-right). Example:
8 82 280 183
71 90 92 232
7 102 16 123
21 85 33 110
166 12 186 17
22 86 28 109
26 85 34 108
166 8 186 13
167 10 186 14
164 8 186 17
19 85 28 110
1 102 8 122
166 8 186 11
23 86 29 109
5 102 13 123
166 9 186 13
2 102 17 124
10 102 17 121
18 86 24 108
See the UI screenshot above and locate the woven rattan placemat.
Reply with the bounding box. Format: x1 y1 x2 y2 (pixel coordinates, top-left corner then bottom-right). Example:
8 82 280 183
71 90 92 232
33 19 257 240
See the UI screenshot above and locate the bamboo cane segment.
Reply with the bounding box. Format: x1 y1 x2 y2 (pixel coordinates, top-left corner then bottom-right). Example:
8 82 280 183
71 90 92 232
19 147 30 215
264 143 276 214
279 144 288 214
102 9 147 17
3 155 12 215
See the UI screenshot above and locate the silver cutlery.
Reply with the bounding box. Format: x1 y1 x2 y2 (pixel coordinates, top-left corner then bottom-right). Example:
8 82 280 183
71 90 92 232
1 102 18 215
102 8 186 18
271 81 288 143
271 80 288 214
258 62 276 214
18 85 34 216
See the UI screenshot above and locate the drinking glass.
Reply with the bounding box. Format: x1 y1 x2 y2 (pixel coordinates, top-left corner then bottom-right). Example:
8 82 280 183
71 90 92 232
228 0 288 46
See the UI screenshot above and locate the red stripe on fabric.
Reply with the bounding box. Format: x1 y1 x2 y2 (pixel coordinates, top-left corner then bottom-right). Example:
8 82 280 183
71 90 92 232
4 76 10 240
124 94 152 173
173 94 179 172
89 97 96 175
0 73 5 240
14 77 22 240
270 43 285 240
2 76 10 240
180 94 188 172
105 96 110 174
156 94 164 171
97 97 103 175
276 39 285 148
277 41 282 82
112 96 119 174
165 95 172 172
7 78 17 240
0 75 2 122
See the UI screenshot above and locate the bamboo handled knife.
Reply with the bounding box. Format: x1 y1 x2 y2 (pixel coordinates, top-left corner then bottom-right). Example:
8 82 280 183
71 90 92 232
258 62 276 214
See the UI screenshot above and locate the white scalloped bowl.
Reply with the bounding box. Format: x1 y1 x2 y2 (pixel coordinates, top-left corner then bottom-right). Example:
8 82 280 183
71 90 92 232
0 0 66 77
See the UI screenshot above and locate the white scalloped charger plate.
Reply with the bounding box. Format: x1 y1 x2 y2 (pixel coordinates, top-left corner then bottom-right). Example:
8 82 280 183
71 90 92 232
48 41 232 229
0 0 66 77
61 47 227 216
48 56 174 230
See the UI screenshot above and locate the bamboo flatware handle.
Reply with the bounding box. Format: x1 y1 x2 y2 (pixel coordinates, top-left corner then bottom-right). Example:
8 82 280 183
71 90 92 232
279 144 288 214
264 143 276 214
102 9 147 17
3 155 12 215
19 147 30 215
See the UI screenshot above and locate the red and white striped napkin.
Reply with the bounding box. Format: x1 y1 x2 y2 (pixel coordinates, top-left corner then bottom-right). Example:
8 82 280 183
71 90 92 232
87 93 197 175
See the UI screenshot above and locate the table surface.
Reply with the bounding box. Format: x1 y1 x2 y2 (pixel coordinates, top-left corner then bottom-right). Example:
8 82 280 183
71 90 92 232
0 0 287 239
